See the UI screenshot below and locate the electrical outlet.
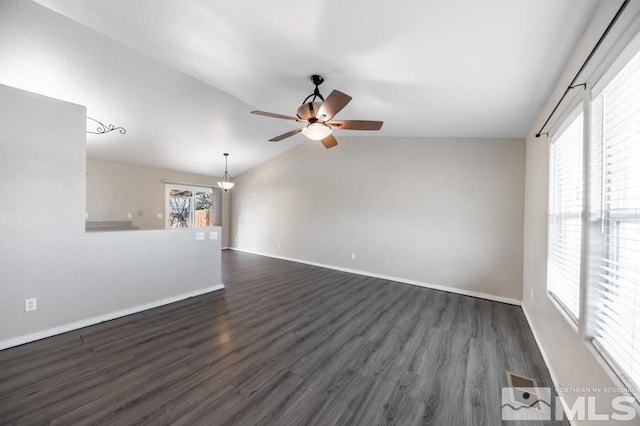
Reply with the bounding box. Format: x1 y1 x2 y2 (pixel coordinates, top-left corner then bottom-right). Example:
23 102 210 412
85 212 89 219
196 232 205 241
25 298 37 312
277 242 281 248
351 253 356 260
127 212 132 219
156 213 163 219
530 288 534 300
210 231 218 240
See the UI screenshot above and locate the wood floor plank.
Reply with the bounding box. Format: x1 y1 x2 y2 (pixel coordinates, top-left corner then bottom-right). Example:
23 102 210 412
0 250 560 425
463 338 503 426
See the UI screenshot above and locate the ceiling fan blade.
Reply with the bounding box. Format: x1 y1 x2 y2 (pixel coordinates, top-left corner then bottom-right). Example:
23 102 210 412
326 120 383 130
321 134 338 149
317 90 352 121
251 110 301 121
269 127 304 142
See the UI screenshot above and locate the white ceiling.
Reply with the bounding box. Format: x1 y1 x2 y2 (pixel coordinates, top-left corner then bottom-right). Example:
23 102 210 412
4 0 599 175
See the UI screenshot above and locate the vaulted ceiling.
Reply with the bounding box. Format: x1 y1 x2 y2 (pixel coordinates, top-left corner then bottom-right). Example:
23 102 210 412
1 0 599 175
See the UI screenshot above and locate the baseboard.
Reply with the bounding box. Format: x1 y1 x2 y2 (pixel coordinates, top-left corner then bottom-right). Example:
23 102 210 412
521 304 573 425
228 247 521 306
0 284 225 351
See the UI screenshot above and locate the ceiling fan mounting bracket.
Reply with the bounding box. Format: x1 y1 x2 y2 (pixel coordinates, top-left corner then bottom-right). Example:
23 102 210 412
310 74 324 86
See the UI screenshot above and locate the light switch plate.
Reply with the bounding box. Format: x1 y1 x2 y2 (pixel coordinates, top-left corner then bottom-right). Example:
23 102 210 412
210 231 218 240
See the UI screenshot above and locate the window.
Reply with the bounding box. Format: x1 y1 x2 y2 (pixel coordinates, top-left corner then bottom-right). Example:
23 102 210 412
591 48 640 396
544 28 640 401
165 184 215 229
547 108 584 321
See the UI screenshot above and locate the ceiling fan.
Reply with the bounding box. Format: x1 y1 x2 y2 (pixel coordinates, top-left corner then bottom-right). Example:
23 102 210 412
251 75 383 149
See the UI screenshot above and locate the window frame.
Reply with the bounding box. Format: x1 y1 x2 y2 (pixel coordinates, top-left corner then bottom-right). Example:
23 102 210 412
546 103 585 325
164 183 215 230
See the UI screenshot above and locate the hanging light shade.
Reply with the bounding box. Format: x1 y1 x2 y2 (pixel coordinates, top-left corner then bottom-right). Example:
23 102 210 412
217 153 235 191
301 123 332 141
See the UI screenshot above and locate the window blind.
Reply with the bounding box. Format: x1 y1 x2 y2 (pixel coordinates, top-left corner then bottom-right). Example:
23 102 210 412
592 49 640 394
548 110 584 321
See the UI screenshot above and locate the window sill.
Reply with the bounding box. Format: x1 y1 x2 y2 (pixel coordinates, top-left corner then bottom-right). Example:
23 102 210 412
546 291 579 333
584 339 640 405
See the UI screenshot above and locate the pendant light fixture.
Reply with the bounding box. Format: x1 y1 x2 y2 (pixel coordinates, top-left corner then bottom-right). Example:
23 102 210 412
217 153 235 191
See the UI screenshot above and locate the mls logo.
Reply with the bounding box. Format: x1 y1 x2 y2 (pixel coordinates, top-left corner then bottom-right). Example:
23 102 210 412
501 386 552 421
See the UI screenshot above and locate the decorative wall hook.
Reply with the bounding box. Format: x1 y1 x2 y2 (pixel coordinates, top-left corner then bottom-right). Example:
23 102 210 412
86 117 126 135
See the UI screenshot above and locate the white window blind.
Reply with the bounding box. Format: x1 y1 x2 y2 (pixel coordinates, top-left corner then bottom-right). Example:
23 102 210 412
548 109 584 321
592 49 640 395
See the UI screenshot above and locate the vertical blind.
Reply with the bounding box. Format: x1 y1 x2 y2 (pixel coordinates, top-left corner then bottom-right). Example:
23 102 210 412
592 49 640 394
548 110 584 321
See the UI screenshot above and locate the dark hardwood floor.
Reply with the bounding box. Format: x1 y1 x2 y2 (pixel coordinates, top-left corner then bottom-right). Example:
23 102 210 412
0 250 564 425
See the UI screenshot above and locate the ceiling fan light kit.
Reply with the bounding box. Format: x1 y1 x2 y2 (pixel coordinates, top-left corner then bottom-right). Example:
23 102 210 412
301 123 332 140
216 153 235 191
251 74 383 149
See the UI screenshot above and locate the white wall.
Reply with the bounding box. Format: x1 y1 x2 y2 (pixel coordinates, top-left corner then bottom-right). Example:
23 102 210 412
231 136 525 303
522 2 640 424
0 84 222 349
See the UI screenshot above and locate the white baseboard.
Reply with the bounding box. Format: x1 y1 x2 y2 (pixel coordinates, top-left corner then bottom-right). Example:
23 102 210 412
521 304 573 425
0 284 225 351
228 247 521 306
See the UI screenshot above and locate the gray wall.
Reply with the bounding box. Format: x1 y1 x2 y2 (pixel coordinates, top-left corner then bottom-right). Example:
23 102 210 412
222 190 232 249
86 159 227 238
231 136 525 303
0 84 222 348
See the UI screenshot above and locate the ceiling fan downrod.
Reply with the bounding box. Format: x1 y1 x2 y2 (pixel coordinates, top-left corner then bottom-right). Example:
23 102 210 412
302 74 325 104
